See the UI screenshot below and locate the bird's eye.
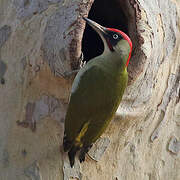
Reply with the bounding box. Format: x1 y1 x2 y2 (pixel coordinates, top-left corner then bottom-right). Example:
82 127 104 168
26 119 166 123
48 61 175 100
113 34 118 39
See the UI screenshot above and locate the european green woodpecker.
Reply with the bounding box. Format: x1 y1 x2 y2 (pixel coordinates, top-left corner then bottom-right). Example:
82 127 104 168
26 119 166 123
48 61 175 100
63 17 132 167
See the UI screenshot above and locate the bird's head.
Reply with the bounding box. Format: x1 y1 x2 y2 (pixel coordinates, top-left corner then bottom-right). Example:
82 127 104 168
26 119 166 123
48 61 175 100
83 17 132 67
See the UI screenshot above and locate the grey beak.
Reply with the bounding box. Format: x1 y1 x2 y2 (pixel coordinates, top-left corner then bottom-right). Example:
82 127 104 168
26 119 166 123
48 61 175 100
83 17 107 36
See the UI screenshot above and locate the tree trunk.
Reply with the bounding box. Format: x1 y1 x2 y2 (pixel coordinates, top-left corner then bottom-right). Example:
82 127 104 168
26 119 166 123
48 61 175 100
0 0 179 180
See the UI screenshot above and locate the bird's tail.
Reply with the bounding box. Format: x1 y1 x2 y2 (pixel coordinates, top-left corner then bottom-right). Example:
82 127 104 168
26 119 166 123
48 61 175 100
63 134 80 167
68 145 80 167
63 134 72 152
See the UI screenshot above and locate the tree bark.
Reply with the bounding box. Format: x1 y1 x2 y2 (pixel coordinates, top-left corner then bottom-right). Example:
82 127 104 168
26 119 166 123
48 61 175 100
0 0 179 180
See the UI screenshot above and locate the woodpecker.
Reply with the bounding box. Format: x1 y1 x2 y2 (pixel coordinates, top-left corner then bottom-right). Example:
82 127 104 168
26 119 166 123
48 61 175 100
63 17 132 167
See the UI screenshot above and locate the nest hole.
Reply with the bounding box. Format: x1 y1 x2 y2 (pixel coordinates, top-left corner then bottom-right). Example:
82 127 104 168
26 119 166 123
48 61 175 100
81 0 145 84
82 0 129 62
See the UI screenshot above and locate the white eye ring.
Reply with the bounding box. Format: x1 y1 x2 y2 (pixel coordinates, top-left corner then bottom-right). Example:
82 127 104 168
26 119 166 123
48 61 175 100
113 34 118 39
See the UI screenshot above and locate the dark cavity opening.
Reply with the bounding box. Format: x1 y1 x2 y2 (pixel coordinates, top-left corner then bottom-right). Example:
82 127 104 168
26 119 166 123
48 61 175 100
82 0 128 62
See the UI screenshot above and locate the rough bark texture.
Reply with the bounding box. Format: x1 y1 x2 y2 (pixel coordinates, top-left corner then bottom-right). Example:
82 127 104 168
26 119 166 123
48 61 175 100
0 0 179 180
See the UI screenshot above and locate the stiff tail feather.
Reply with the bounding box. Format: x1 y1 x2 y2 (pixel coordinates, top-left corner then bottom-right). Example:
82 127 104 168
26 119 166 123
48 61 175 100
63 133 73 152
63 122 92 167
63 134 79 167
68 145 80 167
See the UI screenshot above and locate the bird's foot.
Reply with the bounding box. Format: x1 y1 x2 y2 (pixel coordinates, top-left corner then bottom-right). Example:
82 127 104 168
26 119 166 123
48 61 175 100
79 52 86 68
79 144 92 163
58 52 86 79
79 151 86 163
59 70 79 79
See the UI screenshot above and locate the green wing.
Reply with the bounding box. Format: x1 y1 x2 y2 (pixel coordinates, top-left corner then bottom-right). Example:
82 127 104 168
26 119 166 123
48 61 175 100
64 63 127 146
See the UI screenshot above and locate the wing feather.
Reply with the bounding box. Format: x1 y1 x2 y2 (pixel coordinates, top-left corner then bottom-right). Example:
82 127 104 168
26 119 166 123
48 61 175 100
64 64 124 142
